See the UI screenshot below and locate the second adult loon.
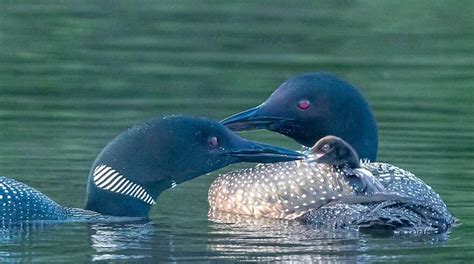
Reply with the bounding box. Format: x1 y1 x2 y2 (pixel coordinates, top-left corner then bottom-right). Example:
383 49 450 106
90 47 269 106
0 116 303 223
210 73 455 232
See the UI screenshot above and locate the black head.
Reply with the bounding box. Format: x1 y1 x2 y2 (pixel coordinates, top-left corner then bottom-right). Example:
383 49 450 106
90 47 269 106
84 115 303 217
311 135 360 168
221 72 378 161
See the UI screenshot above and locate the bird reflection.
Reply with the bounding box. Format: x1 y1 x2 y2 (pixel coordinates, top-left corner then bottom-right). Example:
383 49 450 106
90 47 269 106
207 209 451 262
0 216 452 262
88 220 154 261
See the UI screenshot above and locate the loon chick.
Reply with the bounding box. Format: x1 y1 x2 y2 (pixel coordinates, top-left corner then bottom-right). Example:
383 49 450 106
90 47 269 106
311 136 385 195
221 72 378 161
0 116 303 223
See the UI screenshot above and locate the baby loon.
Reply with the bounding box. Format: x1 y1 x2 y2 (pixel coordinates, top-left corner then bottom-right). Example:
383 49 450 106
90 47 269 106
0 116 303 223
311 136 385 195
210 73 455 232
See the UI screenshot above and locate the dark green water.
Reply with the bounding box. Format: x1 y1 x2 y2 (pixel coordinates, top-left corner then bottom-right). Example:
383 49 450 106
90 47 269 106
1 1 473 262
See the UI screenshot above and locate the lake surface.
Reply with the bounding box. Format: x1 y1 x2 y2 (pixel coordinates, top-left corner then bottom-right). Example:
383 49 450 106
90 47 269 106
1 1 473 262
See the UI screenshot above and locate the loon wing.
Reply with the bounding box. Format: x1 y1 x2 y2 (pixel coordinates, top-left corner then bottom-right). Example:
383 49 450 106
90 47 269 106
328 192 412 206
355 200 456 233
303 163 456 232
344 167 386 195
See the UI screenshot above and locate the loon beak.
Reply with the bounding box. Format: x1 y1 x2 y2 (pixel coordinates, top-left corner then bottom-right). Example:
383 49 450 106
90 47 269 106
221 106 294 131
314 153 325 161
226 139 304 163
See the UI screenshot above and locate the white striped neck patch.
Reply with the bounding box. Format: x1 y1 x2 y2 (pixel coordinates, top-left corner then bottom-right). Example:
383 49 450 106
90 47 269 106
93 165 156 205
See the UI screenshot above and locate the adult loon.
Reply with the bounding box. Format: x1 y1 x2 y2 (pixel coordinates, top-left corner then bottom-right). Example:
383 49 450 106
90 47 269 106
210 73 455 232
0 116 303 223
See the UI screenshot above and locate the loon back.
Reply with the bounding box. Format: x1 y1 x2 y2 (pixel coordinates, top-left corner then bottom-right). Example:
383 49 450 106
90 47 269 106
208 161 455 232
0 177 103 223
209 161 398 220
0 177 69 222
209 162 357 220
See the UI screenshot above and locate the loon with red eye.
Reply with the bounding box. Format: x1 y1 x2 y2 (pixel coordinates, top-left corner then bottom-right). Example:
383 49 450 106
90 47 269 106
209 136 219 148
297 99 310 110
215 73 456 232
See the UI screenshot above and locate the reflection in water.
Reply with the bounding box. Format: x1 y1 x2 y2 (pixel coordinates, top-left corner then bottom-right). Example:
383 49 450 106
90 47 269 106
89 221 154 261
0 212 455 262
89 220 206 262
0 222 87 262
208 210 450 262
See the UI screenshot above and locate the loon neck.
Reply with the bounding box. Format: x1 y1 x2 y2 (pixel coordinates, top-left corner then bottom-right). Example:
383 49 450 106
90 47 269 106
84 164 174 217
83 121 175 218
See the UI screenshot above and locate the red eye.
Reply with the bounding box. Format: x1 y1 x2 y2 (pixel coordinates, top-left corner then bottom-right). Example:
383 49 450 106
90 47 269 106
209 136 219 148
297 99 310 110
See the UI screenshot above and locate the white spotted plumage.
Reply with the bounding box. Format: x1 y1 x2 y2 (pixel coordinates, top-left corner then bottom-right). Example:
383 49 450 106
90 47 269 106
208 161 455 231
93 165 156 205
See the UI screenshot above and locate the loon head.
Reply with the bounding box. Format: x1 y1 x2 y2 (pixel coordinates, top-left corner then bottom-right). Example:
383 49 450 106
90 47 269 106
221 72 378 161
84 116 303 217
311 135 360 169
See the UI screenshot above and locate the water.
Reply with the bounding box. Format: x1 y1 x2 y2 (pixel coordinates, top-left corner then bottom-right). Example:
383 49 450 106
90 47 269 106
1 0 473 262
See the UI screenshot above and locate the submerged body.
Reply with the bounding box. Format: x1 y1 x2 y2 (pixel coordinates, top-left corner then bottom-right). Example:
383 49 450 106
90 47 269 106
208 161 455 232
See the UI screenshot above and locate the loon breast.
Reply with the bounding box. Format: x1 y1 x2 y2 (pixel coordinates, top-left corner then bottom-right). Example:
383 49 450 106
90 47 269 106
208 162 455 231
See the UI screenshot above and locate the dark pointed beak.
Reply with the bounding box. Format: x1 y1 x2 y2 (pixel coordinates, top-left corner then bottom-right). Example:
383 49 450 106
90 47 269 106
221 106 294 131
226 139 304 163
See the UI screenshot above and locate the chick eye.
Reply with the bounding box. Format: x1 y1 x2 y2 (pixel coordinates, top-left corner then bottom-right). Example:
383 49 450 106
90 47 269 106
209 136 220 148
297 99 310 110
322 144 330 151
